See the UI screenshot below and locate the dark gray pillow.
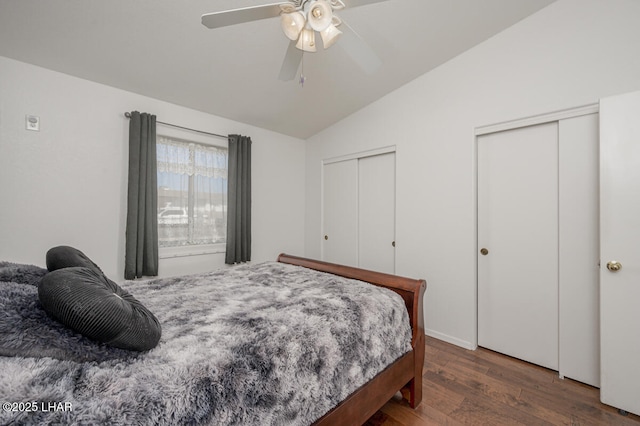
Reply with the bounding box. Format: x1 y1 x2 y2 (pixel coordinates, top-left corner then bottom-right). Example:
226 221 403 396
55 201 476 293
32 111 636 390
39 267 161 351
0 279 140 362
0 261 48 286
46 245 103 273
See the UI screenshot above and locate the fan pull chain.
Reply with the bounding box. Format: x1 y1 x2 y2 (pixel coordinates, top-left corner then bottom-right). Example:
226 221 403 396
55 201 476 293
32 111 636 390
299 51 306 87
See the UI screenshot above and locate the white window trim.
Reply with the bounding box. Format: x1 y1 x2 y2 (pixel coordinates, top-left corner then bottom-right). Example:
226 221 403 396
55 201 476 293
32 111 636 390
159 243 226 259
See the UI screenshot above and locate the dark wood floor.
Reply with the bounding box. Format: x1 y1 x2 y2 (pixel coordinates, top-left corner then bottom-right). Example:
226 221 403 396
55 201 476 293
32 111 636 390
366 336 640 425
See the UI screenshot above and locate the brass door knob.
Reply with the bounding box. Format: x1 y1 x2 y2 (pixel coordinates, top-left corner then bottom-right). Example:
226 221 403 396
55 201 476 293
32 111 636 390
324 235 328 240
607 261 622 272
392 241 396 247
480 248 489 256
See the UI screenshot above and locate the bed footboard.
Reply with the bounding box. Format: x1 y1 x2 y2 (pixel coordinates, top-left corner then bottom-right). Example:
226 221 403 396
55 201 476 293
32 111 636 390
276 253 427 424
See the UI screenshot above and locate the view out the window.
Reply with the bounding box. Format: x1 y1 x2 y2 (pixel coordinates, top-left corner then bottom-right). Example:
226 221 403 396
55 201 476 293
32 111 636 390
156 136 228 248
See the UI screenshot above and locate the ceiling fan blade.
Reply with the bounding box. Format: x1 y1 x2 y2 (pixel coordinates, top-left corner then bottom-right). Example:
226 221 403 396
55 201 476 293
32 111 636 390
338 21 382 75
202 2 292 29
279 41 303 81
346 0 391 8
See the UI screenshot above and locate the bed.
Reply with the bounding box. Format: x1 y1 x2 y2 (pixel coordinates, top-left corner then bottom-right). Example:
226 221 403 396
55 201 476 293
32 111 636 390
0 252 426 425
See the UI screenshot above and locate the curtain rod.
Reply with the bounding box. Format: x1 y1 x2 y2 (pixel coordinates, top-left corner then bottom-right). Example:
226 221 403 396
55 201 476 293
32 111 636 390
124 112 227 140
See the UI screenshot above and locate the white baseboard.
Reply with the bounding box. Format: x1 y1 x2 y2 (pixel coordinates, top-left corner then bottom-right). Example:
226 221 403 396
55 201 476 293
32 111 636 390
425 328 477 351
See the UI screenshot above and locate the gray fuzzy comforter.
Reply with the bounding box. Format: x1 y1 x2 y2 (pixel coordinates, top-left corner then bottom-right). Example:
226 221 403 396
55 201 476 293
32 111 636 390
0 261 411 425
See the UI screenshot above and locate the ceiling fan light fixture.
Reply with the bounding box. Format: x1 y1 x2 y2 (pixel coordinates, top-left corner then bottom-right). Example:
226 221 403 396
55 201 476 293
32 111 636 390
281 11 306 41
201 0 385 82
308 1 333 32
320 24 342 49
296 28 317 52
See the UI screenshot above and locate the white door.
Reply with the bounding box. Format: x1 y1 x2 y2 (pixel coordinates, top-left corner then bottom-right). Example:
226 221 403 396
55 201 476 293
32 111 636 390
322 159 358 267
478 122 559 370
358 153 396 274
600 90 640 416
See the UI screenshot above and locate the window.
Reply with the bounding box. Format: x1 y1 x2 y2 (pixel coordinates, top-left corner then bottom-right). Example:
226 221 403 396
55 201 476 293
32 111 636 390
156 135 228 249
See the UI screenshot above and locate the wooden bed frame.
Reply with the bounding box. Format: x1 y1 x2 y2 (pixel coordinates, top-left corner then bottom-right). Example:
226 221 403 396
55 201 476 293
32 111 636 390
277 253 427 426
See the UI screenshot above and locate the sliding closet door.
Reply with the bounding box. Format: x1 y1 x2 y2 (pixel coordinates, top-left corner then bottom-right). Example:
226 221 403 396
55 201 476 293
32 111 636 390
322 160 358 267
358 153 395 274
558 113 600 387
322 151 396 272
478 122 559 370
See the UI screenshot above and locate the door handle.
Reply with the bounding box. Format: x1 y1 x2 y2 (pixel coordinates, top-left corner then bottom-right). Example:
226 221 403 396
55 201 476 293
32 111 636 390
480 248 489 256
606 261 622 272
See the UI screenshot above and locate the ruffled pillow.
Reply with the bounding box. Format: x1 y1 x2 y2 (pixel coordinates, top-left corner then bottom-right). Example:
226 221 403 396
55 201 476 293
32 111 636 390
46 245 103 273
0 279 140 362
39 267 161 351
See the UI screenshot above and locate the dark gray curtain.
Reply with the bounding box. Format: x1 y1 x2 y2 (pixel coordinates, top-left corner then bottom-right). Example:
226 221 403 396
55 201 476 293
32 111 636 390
125 111 158 279
225 134 252 264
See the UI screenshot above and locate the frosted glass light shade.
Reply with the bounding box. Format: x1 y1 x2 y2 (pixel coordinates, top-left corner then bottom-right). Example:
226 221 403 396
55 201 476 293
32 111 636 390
281 11 306 41
321 24 342 49
296 28 317 52
308 1 332 32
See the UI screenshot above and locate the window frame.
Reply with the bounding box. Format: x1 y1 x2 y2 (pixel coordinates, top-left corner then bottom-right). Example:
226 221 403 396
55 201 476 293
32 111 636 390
155 128 228 260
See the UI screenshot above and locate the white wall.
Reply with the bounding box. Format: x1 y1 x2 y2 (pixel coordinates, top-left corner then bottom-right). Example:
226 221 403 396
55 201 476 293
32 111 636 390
305 0 640 349
0 56 306 280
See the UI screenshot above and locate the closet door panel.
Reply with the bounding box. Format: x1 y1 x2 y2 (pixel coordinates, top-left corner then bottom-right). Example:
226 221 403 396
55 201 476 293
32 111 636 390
322 160 358 267
358 153 395 274
558 113 600 387
478 122 559 370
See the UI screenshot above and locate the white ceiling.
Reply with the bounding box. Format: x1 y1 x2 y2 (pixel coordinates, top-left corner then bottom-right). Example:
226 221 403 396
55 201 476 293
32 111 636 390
0 0 555 139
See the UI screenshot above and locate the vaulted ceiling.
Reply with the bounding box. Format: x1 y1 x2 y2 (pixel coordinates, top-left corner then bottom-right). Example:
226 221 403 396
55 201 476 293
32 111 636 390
0 0 555 139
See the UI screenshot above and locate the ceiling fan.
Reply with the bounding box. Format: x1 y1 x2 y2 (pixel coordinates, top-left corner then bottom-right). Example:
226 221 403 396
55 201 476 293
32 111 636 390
201 0 390 82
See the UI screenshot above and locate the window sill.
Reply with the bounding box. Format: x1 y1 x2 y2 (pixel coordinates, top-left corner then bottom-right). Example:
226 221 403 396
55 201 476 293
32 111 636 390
159 243 226 259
